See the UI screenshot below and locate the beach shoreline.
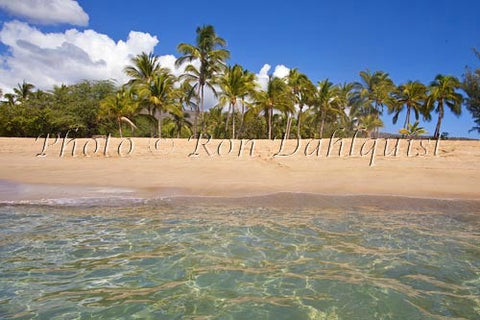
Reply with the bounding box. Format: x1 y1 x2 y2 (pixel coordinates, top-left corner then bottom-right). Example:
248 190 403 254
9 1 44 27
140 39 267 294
1 137 479 202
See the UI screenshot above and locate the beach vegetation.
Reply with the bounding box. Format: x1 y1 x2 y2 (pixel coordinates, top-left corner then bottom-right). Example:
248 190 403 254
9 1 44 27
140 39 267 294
176 25 230 136
463 48 480 134
425 75 463 139
99 87 138 138
398 121 427 138
390 81 427 128
0 25 474 139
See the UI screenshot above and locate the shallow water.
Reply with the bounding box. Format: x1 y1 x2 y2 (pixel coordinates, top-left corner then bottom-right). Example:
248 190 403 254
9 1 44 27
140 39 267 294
1 201 480 319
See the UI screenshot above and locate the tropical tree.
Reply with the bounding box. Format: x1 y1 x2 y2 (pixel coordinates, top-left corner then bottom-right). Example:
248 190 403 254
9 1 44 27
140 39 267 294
463 50 480 133
314 79 343 138
251 76 293 139
354 70 395 136
138 71 183 138
124 52 162 86
335 82 357 133
3 93 16 106
216 64 256 138
99 87 138 138
355 70 395 114
425 74 463 138
358 114 384 137
176 25 230 135
285 69 316 138
13 81 35 102
163 112 193 138
390 80 427 128
398 120 427 138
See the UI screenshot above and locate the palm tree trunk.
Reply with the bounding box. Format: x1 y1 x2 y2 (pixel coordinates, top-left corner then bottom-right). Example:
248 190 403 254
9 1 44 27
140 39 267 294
434 102 444 139
149 106 155 137
232 102 236 139
239 103 245 139
157 112 162 139
285 114 292 139
319 107 326 138
296 105 303 138
192 85 201 138
225 103 231 137
118 119 123 138
404 106 411 129
200 84 205 133
268 107 273 140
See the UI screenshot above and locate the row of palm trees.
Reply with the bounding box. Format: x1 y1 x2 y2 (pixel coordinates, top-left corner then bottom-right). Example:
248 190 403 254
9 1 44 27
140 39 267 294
109 25 463 140
2 25 464 139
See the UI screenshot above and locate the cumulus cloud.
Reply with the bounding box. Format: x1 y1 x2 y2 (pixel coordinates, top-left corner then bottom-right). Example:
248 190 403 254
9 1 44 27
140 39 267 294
256 64 271 90
0 0 88 26
254 63 291 91
272 65 290 79
0 20 159 91
0 19 295 114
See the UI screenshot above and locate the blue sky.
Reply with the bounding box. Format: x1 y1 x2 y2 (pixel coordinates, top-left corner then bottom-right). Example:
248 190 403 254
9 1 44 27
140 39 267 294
1 0 479 138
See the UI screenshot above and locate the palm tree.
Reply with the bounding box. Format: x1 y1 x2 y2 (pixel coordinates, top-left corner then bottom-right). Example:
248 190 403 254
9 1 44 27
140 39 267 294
314 79 343 138
99 88 138 138
13 81 35 102
3 93 16 106
355 70 395 114
251 76 293 139
399 121 427 138
216 64 256 139
358 114 384 137
123 52 168 136
124 52 162 86
286 69 315 138
336 82 356 133
391 80 427 128
138 71 183 138
163 112 193 138
425 74 463 138
176 25 230 135
354 70 395 137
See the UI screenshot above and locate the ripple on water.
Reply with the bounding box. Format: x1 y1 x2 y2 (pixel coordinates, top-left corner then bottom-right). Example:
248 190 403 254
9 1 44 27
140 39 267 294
0 202 479 319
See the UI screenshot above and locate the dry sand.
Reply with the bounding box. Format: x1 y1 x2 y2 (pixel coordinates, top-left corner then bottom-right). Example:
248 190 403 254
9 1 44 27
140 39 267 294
0 137 479 201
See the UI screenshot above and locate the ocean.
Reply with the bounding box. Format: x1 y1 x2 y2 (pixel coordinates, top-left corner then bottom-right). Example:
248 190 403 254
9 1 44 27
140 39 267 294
1 193 479 319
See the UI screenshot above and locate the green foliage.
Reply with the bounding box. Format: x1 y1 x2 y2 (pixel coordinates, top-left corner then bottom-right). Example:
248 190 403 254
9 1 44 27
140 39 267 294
399 121 427 138
0 80 115 137
0 26 472 139
176 25 230 135
358 114 384 137
216 64 257 139
463 49 480 133
99 87 139 138
390 80 427 127
425 74 462 138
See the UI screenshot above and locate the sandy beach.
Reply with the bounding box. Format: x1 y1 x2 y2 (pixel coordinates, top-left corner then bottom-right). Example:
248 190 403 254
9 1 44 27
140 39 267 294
0 137 479 201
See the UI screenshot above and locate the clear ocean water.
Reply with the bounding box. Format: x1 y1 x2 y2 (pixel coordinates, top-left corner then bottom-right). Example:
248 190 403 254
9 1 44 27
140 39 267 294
1 196 479 319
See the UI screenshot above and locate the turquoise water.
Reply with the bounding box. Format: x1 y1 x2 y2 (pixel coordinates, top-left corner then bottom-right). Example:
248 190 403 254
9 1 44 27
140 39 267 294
1 200 479 319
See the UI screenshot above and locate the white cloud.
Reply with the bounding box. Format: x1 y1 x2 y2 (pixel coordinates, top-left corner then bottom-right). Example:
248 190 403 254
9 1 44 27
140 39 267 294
0 20 295 114
256 64 271 90
0 21 159 91
0 0 88 26
254 63 292 92
272 65 290 79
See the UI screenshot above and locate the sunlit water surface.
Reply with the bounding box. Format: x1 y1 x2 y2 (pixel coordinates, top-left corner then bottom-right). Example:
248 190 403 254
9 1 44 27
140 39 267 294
1 201 479 319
